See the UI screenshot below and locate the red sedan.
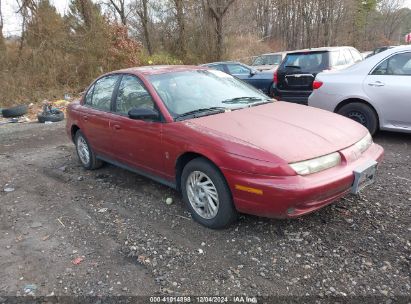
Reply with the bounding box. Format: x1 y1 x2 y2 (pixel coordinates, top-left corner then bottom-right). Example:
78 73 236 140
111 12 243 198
66 66 384 229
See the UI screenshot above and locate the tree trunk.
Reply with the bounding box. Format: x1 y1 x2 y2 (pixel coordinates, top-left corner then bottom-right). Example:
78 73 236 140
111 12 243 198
141 0 152 55
109 0 127 26
207 0 236 61
174 0 186 58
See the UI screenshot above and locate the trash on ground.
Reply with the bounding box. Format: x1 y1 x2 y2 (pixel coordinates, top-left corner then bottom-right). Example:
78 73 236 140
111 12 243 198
23 284 37 295
2 104 28 118
72 257 84 265
165 197 173 205
3 187 15 192
98 208 108 213
38 103 65 123
30 222 43 228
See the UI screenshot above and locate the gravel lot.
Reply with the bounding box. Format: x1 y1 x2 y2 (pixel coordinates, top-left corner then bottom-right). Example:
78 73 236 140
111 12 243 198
0 121 410 301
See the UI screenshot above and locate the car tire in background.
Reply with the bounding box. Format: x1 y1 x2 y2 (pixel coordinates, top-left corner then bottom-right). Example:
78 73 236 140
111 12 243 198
181 158 238 229
2 105 28 118
337 102 378 135
38 110 65 123
74 130 103 170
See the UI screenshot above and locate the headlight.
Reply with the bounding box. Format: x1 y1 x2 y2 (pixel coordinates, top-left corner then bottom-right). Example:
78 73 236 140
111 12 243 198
354 133 373 154
289 152 341 176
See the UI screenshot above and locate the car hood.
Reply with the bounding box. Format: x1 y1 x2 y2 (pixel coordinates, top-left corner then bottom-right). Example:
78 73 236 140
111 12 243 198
187 102 368 163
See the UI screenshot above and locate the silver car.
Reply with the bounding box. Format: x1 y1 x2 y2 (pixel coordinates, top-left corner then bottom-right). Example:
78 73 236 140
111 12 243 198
308 45 411 134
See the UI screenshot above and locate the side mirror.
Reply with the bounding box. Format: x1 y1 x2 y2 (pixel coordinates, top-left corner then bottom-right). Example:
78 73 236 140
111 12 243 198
250 69 257 76
128 108 159 121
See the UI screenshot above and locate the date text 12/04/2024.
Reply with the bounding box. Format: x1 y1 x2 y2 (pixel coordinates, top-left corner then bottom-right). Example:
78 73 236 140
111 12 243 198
149 296 258 303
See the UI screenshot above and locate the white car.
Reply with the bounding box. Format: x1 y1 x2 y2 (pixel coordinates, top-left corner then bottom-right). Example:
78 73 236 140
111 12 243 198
250 52 287 71
308 45 411 134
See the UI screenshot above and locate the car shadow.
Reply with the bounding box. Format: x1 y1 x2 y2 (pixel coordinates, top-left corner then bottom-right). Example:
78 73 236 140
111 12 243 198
374 130 411 145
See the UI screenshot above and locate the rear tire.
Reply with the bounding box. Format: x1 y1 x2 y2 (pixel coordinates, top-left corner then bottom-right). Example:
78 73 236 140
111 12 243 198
337 102 378 135
181 158 237 229
74 130 103 170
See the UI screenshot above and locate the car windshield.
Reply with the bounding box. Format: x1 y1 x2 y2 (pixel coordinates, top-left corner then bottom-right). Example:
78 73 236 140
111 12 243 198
252 54 282 66
283 52 328 71
149 70 270 120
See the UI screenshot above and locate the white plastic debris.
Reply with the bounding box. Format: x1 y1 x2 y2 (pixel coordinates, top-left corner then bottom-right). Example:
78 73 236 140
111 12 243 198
165 197 173 205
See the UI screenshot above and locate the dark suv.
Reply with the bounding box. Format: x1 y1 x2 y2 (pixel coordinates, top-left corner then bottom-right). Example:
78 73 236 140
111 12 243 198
273 47 362 104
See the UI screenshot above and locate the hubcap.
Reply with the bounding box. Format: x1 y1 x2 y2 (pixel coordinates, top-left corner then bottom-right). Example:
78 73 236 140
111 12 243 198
347 111 367 126
77 136 90 165
186 171 219 219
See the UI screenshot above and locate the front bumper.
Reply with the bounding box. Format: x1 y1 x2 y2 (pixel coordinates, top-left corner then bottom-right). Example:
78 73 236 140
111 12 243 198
222 143 384 218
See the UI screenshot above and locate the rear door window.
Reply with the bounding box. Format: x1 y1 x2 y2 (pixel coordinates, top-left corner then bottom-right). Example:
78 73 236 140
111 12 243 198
89 75 120 111
343 49 355 65
330 50 347 67
84 84 94 105
350 49 363 62
372 52 411 75
226 64 250 74
209 64 226 72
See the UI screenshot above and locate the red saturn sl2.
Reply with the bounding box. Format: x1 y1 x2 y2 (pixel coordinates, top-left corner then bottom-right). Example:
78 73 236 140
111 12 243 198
66 66 384 229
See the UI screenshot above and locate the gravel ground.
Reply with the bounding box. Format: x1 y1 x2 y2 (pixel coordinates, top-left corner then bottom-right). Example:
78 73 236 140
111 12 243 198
0 121 410 301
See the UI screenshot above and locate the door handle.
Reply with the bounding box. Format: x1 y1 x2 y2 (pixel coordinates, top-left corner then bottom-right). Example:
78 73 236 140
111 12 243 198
368 81 385 87
83 115 88 121
113 124 121 130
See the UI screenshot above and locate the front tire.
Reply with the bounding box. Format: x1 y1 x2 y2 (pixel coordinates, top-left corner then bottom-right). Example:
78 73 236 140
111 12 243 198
181 158 237 229
74 130 103 170
337 102 378 135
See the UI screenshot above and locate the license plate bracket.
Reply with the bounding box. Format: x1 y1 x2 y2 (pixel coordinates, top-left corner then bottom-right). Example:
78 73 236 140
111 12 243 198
351 160 378 194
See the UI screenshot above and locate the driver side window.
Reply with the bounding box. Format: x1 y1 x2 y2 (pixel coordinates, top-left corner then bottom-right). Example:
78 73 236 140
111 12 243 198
115 75 156 115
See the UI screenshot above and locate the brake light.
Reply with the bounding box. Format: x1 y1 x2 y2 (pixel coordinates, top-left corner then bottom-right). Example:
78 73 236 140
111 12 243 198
313 80 323 90
273 70 278 84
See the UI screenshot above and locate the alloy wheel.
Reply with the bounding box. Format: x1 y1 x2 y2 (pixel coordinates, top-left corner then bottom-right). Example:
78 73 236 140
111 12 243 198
77 136 90 166
186 171 219 219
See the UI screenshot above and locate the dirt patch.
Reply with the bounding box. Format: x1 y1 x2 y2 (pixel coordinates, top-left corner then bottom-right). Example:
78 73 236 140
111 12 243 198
0 122 410 298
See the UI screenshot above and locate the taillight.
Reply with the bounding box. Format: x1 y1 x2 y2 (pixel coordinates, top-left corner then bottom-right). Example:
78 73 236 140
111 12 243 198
273 70 278 84
313 80 323 90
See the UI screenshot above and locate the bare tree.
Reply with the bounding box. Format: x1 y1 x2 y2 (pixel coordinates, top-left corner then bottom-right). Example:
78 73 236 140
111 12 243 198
207 0 236 60
172 0 186 57
107 0 128 25
0 0 4 41
132 0 153 55
16 0 38 55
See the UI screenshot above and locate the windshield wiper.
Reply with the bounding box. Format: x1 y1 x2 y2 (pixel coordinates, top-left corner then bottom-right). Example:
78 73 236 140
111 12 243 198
222 97 265 104
174 107 227 121
248 100 273 107
285 65 301 69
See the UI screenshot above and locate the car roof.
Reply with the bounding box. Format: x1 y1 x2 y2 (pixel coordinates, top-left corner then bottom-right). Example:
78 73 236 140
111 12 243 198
286 46 355 54
260 52 286 56
113 65 208 76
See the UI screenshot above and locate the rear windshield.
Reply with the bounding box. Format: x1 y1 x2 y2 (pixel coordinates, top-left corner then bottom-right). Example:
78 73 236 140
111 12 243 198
252 54 283 66
282 52 329 71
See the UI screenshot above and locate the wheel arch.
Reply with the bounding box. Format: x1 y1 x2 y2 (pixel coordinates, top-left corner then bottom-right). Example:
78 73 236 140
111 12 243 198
334 98 381 128
71 125 80 142
175 152 225 192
